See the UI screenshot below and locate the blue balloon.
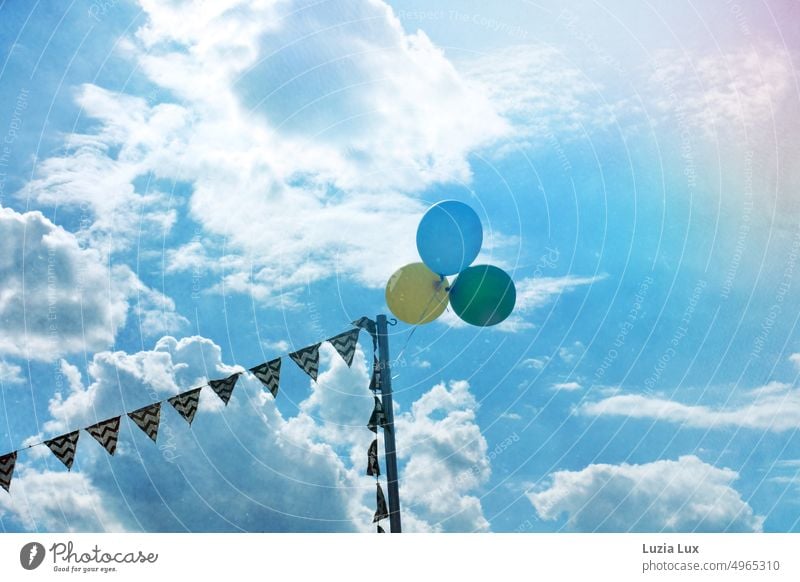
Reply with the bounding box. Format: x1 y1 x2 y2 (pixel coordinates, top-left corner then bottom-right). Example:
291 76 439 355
416 201 483 275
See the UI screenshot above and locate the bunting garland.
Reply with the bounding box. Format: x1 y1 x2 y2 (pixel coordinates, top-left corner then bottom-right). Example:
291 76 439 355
249 359 281 398
168 388 202 426
44 431 80 470
289 343 321 381
208 373 241 405
352 317 377 349
367 397 387 433
367 439 380 477
327 328 360 367
128 403 161 443
0 451 17 492
356 317 393 532
0 321 369 498
373 483 389 523
369 355 382 393
85 417 121 456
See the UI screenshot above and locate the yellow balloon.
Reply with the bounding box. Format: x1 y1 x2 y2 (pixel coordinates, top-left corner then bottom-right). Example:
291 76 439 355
385 263 450 324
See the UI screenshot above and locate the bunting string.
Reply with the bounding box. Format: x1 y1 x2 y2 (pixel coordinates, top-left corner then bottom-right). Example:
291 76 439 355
358 317 391 533
0 321 366 494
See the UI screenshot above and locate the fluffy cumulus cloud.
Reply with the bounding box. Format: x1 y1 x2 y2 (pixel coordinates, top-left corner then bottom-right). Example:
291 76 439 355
0 360 25 385
528 455 763 532
21 0 514 302
2 335 490 532
0 206 185 361
24 83 180 251
581 381 800 432
396 380 491 532
0 468 125 532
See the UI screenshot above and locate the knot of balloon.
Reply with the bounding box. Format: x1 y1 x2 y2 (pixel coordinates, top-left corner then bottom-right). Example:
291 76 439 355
385 200 517 327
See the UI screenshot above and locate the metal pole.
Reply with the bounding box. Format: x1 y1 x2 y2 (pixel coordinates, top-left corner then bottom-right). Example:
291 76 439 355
376 314 402 533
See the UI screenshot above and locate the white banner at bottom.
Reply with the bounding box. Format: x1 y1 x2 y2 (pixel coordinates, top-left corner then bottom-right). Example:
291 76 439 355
0 533 797 581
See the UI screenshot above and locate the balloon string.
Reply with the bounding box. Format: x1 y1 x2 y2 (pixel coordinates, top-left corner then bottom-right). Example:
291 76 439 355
392 283 446 368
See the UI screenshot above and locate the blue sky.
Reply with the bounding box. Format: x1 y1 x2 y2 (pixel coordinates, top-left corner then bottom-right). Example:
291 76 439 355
0 0 799 532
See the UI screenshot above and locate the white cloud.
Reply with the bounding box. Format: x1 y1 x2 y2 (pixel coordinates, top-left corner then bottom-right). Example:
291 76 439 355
789 353 800 370
24 85 180 251
552 381 582 392
440 275 604 332
493 275 605 332
0 206 183 361
774 459 800 469
0 467 125 532
261 339 290 353
521 357 549 370
581 381 800 432
499 412 521 421
528 455 763 532
21 0 513 302
648 46 795 135
517 276 605 313
165 241 207 274
396 380 491 532
0 360 25 385
462 45 627 152
558 340 585 364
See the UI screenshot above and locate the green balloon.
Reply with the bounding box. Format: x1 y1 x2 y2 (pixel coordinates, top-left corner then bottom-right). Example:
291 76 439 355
449 265 516 326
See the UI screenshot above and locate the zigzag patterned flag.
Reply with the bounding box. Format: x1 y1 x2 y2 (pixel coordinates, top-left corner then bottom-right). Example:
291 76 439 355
0 451 16 492
373 482 389 523
128 403 161 443
249 358 281 398
85 417 121 456
367 439 380 477
208 373 240 406
44 431 80 470
369 355 381 393
289 343 321 382
327 328 360 367
352 317 377 349
168 388 202 426
367 396 386 433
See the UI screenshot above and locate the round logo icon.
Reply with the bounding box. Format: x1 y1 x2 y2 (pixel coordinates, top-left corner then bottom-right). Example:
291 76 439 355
20 542 46 570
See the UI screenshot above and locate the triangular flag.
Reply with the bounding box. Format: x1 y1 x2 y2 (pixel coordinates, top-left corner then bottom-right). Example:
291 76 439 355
249 359 281 398
373 483 389 523
289 343 321 382
128 403 161 443
0 451 17 492
168 388 202 426
368 397 386 433
352 317 377 349
327 328 360 367
44 431 80 470
84 416 121 456
208 373 240 406
367 439 380 477
377 525 385 533
369 355 382 393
